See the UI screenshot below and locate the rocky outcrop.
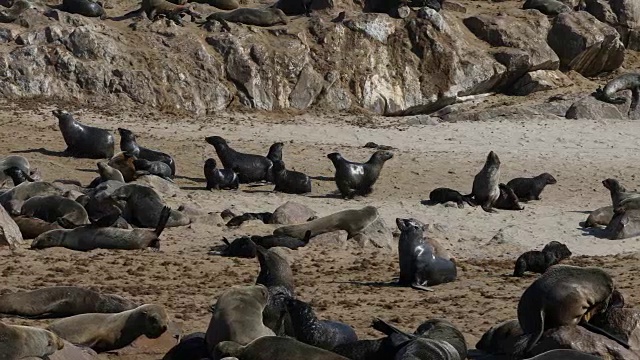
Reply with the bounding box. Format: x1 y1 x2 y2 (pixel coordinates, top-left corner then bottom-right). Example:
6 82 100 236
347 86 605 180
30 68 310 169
566 94 630 119
509 70 572 96
547 11 625 76
0 206 22 250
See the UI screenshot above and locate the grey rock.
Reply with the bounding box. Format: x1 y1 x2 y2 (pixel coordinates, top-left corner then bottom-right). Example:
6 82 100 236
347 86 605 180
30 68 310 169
509 70 572 96
271 201 316 225
0 205 22 250
565 95 626 120
133 175 181 198
289 65 324 110
352 216 393 249
308 230 348 247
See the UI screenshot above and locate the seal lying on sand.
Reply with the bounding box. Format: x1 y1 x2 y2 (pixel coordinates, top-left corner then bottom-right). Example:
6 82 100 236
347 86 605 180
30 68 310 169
211 231 311 257
47 304 169 353
20 195 90 226
0 286 137 318
594 73 640 113
118 128 176 176
0 0 44 23
61 0 105 18
427 188 474 208
214 336 350 360
204 158 239 190
52 109 114 159
109 184 190 227
0 181 62 215
226 212 272 227
30 206 171 251
0 322 64 359
162 332 209 360
471 151 500 212
273 206 378 239
506 173 557 201
134 158 173 181
514 265 628 357
583 206 614 228
327 151 393 199
205 136 273 183
272 160 312 194
397 218 457 291
512 241 572 277
476 319 522 356
605 208 640 240
0 155 30 183
203 7 288 27
13 215 63 239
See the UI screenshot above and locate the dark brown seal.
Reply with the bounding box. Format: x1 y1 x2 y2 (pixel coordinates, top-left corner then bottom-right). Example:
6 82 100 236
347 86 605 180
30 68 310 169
506 173 557 201
512 241 572 277
204 158 239 190
52 109 114 159
494 183 524 210
203 7 288 27
109 184 190 228
12 215 63 239
471 151 500 212
118 128 176 176
205 136 273 183
214 336 349 360
427 188 474 208
61 0 105 18
272 160 312 194
327 151 393 199
20 195 90 227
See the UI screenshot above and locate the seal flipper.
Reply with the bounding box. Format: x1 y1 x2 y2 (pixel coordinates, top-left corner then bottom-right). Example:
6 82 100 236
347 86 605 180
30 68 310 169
411 280 434 292
155 206 171 236
463 194 477 207
630 87 639 113
513 308 545 358
371 318 416 340
301 230 311 245
580 321 630 349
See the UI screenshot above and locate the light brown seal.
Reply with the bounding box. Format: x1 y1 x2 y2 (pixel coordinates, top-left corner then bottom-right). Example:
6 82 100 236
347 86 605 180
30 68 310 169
205 284 276 355
46 304 169 353
98 161 125 182
0 321 65 358
20 195 90 227
12 215 63 239
273 206 378 239
109 184 190 228
471 151 500 212
0 286 137 318
583 205 614 228
108 152 136 182
214 336 349 360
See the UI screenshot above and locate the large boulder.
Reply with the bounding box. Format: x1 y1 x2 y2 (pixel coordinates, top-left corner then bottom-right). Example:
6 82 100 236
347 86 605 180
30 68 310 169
509 70 572 95
547 11 625 76
0 206 22 250
271 201 316 225
566 94 629 119
352 216 393 249
592 308 640 351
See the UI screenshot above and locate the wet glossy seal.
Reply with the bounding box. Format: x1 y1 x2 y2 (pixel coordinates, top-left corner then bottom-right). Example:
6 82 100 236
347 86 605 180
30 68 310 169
52 109 114 159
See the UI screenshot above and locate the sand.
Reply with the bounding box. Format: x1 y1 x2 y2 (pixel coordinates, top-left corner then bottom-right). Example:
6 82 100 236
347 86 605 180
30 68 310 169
0 101 639 358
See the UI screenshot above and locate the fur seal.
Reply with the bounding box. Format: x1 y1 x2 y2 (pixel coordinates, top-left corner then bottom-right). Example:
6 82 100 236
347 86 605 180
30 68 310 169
605 208 640 240
513 241 572 277
214 336 350 360
272 160 312 194
427 188 474 208
601 178 639 207
0 0 43 22
583 205 614 228
118 128 176 176
0 322 65 358
285 298 358 350
211 231 310 258
0 286 137 318
266 142 283 162
210 237 257 258
475 319 522 356
397 218 457 291
471 151 500 212
109 184 190 227
0 181 63 215
136 0 200 24
189 0 238 9
52 109 114 159
515 265 627 357
134 158 173 181
506 173 557 201
107 151 136 183
98 161 125 182
226 212 272 227
494 183 524 210
205 136 273 183
3 166 34 186
47 304 169 352
0 155 30 183
20 195 90 226
273 206 378 239
163 332 209 360
203 7 288 27
204 158 239 190
30 206 171 251
327 151 393 199
255 246 295 336
594 73 640 112
13 215 63 239
522 0 570 15
205 284 276 354
274 0 312 16
61 0 105 17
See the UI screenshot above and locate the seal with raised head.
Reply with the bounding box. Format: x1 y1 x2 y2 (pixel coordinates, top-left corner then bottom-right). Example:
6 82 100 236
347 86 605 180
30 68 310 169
20 195 90 227
273 206 379 239
118 128 176 176
0 286 137 318
226 211 272 227
107 151 137 182
594 73 640 112
601 178 639 207
494 183 524 211
0 321 65 359
98 161 125 183
327 150 393 199
61 0 105 17
47 304 168 353
205 284 276 354
3 166 34 186
471 151 500 212
203 7 288 27
285 298 358 350
397 218 457 291
204 158 239 190
30 206 171 251
266 142 283 162
255 246 296 336
522 0 570 15
0 181 63 215
514 265 628 357
205 136 273 183
134 158 173 181
506 173 557 201
109 184 190 227
583 205 614 228
272 160 312 194
427 188 474 208
513 241 572 277
52 109 114 159
0 155 30 183
214 336 350 360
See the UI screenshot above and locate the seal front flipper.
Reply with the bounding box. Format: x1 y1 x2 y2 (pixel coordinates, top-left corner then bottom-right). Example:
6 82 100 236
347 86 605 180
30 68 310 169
411 279 434 292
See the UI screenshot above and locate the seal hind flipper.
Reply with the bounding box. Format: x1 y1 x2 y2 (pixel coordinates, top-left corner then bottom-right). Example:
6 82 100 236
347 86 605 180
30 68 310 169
56 218 79 229
155 206 171 236
371 318 416 340
91 212 121 228
630 88 639 112
580 321 630 349
301 230 311 244
411 283 435 292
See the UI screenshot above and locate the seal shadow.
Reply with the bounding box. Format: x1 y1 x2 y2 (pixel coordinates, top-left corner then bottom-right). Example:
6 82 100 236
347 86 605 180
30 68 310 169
174 175 206 183
75 168 98 173
242 189 275 194
420 199 437 206
342 280 403 289
181 186 209 191
108 10 144 21
11 148 67 157
310 175 335 181
566 210 592 214
579 226 609 239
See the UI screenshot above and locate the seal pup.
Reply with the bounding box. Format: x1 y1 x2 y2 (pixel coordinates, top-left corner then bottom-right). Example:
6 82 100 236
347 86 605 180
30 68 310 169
0 286 137 318
210 237 258 258
494 183 524 211
274 206 379 239
108 152 137 182
522 0 570 15
61 0 105 17
514 265 628 357
475 319 522 356
118 128 176 176
0 181 63 215
605 208 640 240
397 218 457 292
163 332 209 360
109 184 190 227
513 241 572 277
202 7 288 27
47 304 169 352
583 205 614 228
13 215 63 239
506 173 557 201
97 161 125 183
20 195 90 227
266 142 283 162
213 231 311 257
272 160 312 194
0 321 65 359
134 158 173 181
204 158 239 190
226 211 272 227
205 136 273 183
327 151 393 199
0 155 30 183
30 206 171 251
52 109 114 159
427 188 474 208
471 151 500 212
214 336 350 360
255 246 296 336
594 73 640 112
3 166 34 186
285 298 358 350
205 284 276 354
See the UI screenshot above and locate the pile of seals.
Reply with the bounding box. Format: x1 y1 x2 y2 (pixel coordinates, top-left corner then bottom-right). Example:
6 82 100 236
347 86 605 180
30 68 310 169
583 178 640 239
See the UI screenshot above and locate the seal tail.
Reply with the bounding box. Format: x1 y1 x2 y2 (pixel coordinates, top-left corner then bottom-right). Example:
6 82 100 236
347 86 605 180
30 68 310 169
301 230 311 244
155 206 171 237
